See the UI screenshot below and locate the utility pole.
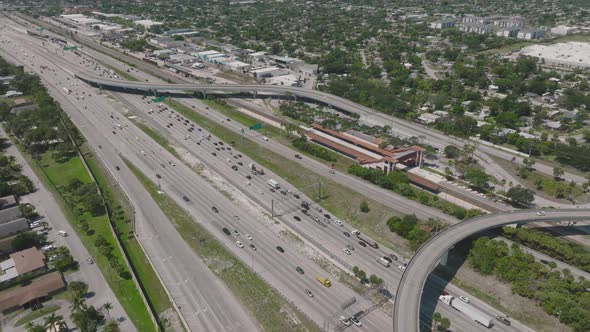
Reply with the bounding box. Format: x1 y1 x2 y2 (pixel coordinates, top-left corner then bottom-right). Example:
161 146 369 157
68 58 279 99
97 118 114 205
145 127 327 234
271 199 274 218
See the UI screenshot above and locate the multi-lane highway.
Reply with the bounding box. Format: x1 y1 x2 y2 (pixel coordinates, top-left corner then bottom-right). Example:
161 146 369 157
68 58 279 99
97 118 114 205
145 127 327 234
394 209 590 332
0 20 394 331
2 16 584 332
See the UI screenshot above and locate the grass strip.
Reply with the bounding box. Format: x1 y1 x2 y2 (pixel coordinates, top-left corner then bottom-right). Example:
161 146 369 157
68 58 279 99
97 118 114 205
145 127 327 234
132 120 179 159
14 305 60 326
165 99 407 254
124 159 320 332
82 147 173 320
13 143 156 332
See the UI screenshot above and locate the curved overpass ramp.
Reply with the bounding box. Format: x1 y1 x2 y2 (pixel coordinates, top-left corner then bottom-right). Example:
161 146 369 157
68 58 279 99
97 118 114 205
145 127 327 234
75 71 398 116
393 209 590 332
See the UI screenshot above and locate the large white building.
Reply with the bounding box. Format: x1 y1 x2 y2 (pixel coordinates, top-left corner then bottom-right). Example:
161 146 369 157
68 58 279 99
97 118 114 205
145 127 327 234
520 42 590 68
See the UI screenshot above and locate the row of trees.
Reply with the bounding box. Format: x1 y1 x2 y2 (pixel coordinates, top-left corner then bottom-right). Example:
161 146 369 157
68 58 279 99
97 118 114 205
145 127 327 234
348 165 481 220
352 266 383 285
468 237 590 331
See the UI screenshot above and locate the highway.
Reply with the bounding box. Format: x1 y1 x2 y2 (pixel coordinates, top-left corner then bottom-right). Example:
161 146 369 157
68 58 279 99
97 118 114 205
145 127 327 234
3 18 585 332
0 21 394 331
393 209 590 332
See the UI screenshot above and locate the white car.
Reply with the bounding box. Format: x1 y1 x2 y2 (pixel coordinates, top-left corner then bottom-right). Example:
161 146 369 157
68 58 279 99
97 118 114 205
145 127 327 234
246 234 253 240
536 211 546 216
460 296 470 303
342 248 352 255
334 220 343 227
339 316 351 326
41 245 56 253
398 264 406 271
236 241 244 248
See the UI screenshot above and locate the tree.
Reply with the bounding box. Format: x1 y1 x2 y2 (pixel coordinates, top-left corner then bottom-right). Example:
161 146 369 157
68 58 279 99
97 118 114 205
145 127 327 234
43 313 64 332
25 322 45 332
352 266 359 274
103 320 120 332
11 231 46 251
523 157 536 170
103 302 113 320
553 167 564 180
69 281 89 300
19 203 37 219
360 200 370 213
463 166 490 191
357 269 367 281
444 167 453 180
440 317 451 330
506 185 535 207
444 145 460 159
369 274 383 285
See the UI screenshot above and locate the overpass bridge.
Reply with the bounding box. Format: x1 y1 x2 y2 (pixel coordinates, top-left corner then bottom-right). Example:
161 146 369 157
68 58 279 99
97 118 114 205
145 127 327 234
76 71 394 116
393 208 590 332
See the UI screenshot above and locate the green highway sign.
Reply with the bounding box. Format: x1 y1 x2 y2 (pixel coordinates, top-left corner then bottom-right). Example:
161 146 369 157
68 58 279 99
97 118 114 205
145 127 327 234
63 46 78 51
152 96 165 102
249 123 263 130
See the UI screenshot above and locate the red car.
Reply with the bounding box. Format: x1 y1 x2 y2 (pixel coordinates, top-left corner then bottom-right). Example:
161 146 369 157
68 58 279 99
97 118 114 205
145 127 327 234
440 290 449 296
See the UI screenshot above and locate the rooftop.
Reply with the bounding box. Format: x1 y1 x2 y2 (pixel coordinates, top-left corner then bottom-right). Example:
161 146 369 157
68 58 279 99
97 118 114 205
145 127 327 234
10 247 45 275
0 272 65 312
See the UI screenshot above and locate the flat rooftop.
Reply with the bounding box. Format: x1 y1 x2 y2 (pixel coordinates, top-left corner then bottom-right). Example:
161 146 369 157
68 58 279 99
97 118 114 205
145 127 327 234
521 42 590 68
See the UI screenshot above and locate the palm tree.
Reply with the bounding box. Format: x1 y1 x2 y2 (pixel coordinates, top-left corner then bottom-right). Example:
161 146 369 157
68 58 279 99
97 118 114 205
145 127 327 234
43 313 63 332
69 295 87 313
103 302 113 320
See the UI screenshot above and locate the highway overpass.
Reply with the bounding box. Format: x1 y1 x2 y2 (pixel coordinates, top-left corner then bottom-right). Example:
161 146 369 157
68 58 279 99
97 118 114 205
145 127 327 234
75 71 400 116
393 208 590 332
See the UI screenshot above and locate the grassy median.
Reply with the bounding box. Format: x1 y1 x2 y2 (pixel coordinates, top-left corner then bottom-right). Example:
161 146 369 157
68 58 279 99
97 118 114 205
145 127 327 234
125 159 320 332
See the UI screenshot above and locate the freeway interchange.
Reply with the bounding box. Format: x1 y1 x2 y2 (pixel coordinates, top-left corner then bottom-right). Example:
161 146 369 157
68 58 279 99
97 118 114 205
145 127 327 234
1 15 588 332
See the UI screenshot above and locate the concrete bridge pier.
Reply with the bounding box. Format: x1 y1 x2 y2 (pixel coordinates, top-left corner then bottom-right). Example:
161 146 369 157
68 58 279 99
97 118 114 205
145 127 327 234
438 250 449 266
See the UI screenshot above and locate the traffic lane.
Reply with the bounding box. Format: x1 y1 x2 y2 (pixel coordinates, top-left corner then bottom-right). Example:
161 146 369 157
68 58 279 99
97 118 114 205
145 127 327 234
0 51 135 330
115 91 528 332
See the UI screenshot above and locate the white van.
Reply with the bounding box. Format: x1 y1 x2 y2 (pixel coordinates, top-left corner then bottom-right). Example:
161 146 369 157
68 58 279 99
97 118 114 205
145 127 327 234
57 230 68 237
41 244 56 253
377 257 391 267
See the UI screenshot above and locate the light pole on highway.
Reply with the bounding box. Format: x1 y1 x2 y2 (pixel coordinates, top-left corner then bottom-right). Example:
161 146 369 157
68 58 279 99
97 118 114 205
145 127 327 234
156 173 161 189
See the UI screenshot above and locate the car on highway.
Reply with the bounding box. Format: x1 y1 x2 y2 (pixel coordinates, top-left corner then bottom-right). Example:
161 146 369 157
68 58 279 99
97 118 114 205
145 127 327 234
115 166 120 171
222 228 231 236
459 295 470 303
383 256 393 264
342 248 352 255
339 316 351 326
233 230 240 236
182 196 190 202
236 241 244 248
346 244 354 251
496 316 511 326
350 317 362 327
293 216 301 221
249 244 256 250
334 219 343 226
276 246 285 253
305 289 313 297
440 290 449 296
324 214 330 219
246 234 253 240
540 259 550 265
57 230 68 237
212 206 219 213
398 264 406 271
86 258 94 265
211 152 216 157
295 154 302 159
293 194 300 199
296 266 304 274
537 211 546 216
358 241 367 247
343 232 351 238
231 165 238 171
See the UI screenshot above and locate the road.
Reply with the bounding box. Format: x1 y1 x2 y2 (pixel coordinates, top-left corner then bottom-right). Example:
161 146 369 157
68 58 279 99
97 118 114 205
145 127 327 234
4 18 585 331
0 22 393 331
394 208 590 332
0 125 134 331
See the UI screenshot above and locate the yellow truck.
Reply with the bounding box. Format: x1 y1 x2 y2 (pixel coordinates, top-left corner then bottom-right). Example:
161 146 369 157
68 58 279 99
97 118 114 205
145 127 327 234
316 276 332 287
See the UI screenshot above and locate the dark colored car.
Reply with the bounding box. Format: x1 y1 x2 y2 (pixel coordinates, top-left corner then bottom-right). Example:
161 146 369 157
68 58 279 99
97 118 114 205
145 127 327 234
343 232 351 238
496 316 511 326
358 241 367 247
295 154 302 159
276 246 285 253
222 228 231 236
212 206 219 213
246 175 252 180
115 166 120 171
293 216 301 221
293 194 300 199
324 214 330 219
296 266 304 274
182 196 190 202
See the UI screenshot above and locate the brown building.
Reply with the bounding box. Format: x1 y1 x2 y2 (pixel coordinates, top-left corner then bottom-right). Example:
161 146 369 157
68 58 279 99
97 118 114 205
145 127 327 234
0 272 66 313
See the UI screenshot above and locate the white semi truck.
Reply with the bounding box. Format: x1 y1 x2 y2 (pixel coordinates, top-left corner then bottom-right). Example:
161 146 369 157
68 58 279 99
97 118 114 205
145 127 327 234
439 295 492 328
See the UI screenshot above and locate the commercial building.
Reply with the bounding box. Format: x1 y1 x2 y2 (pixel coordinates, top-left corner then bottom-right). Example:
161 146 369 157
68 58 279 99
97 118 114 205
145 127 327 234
462 15 490 25
164 29 199 37
307 123 425 174
0 196 28 239
460 23 491 34
520 42 590 68
0 247 46 283
551 25 578 36
0 272 66 313
226 61 251 72
493 17 524 28
496 27 520 38
517 29 545 40
250 66 288 79
133 19 163 29
430 18 455 29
